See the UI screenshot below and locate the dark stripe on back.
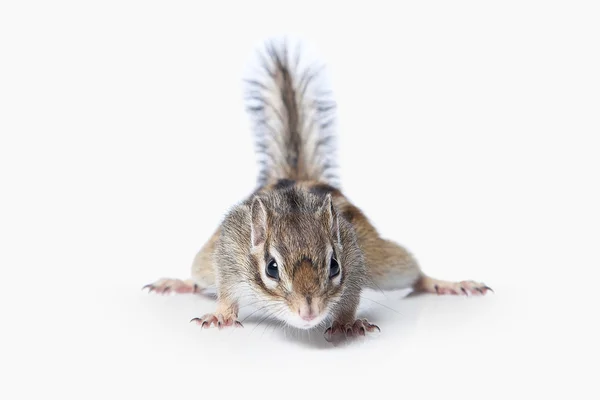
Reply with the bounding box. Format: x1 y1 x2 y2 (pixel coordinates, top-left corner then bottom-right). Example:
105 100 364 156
282 187 302 211
273 179 296 190
308 183 339 198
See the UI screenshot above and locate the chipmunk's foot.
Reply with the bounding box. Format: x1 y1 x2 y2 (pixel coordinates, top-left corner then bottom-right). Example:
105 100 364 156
190 313 243 330
142 278 199 295
324 319 380 342
416 277 493 296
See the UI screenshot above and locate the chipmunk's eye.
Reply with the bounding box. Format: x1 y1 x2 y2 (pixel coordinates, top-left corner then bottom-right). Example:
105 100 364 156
329 257 340 279
266 259 279 280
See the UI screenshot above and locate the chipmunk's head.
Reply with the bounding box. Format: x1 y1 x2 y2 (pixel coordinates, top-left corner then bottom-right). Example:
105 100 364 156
248 190 350 329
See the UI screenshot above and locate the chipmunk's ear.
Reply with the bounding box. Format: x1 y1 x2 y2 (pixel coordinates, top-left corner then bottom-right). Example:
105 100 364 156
319 194 341 243
250 196 267 248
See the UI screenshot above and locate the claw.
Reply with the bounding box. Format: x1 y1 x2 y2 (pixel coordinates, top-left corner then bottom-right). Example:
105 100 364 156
193 283 198 293
191 314 240 330
162 286 170 294
483 285 494 293
325 319 380 342
434 284 440 294
142 284 153 292
461 287 468 295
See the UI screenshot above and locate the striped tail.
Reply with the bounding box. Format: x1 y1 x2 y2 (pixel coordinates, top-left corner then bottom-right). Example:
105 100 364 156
244 39 339 188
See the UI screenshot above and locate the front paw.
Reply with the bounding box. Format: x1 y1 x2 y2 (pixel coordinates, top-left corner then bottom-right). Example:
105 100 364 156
324 319 380 342
190 313 243 330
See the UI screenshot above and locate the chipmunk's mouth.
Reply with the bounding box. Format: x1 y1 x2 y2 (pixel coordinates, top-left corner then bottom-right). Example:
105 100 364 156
302 321 317 328
284 310 328 329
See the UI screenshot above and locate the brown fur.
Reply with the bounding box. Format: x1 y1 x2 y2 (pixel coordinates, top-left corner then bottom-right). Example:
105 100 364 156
191 184 421 293
189 179 421 328
146 40 490 336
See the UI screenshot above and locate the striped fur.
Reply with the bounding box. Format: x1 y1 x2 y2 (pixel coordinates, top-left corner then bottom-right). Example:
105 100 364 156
144 39 492 337
244 39 339 188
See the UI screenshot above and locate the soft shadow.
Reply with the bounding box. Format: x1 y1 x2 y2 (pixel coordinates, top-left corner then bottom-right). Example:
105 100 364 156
237 313 333 349
236 289 427 350
140 285 443 349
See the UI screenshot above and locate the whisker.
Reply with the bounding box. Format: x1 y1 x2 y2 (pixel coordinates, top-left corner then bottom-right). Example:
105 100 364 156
238 298 271 312
365 276 388 297
240 304 273 324
361 296 402 315
261 308 286 338
251 308 281 335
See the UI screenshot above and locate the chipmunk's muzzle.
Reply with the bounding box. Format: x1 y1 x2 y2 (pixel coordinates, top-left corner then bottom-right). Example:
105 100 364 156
285 259 329 329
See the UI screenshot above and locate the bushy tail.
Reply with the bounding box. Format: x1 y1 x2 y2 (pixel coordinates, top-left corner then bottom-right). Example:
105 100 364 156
244 39 339 188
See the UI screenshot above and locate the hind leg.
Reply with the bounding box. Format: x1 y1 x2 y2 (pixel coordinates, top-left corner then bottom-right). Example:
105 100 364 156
364 238 423 291
414 276 493 296
143 278 200 294
364 238 492 296
143 228 219 295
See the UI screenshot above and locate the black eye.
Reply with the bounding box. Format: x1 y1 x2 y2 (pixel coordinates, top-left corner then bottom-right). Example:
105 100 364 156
266 259 279 280
329 257 340 279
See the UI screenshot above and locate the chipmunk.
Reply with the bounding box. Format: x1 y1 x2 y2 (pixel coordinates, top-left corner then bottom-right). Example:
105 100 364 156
144 40 492 341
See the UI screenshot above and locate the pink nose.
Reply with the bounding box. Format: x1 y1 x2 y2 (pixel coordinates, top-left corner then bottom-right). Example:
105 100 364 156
301 314 316 321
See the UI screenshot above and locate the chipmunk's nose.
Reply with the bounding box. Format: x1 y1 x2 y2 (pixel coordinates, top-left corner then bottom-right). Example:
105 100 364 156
299 296 318 321
301 313 316 321
300 310 317 321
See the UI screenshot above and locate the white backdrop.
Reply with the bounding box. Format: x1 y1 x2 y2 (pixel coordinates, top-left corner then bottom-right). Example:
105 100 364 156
1 1 599 399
